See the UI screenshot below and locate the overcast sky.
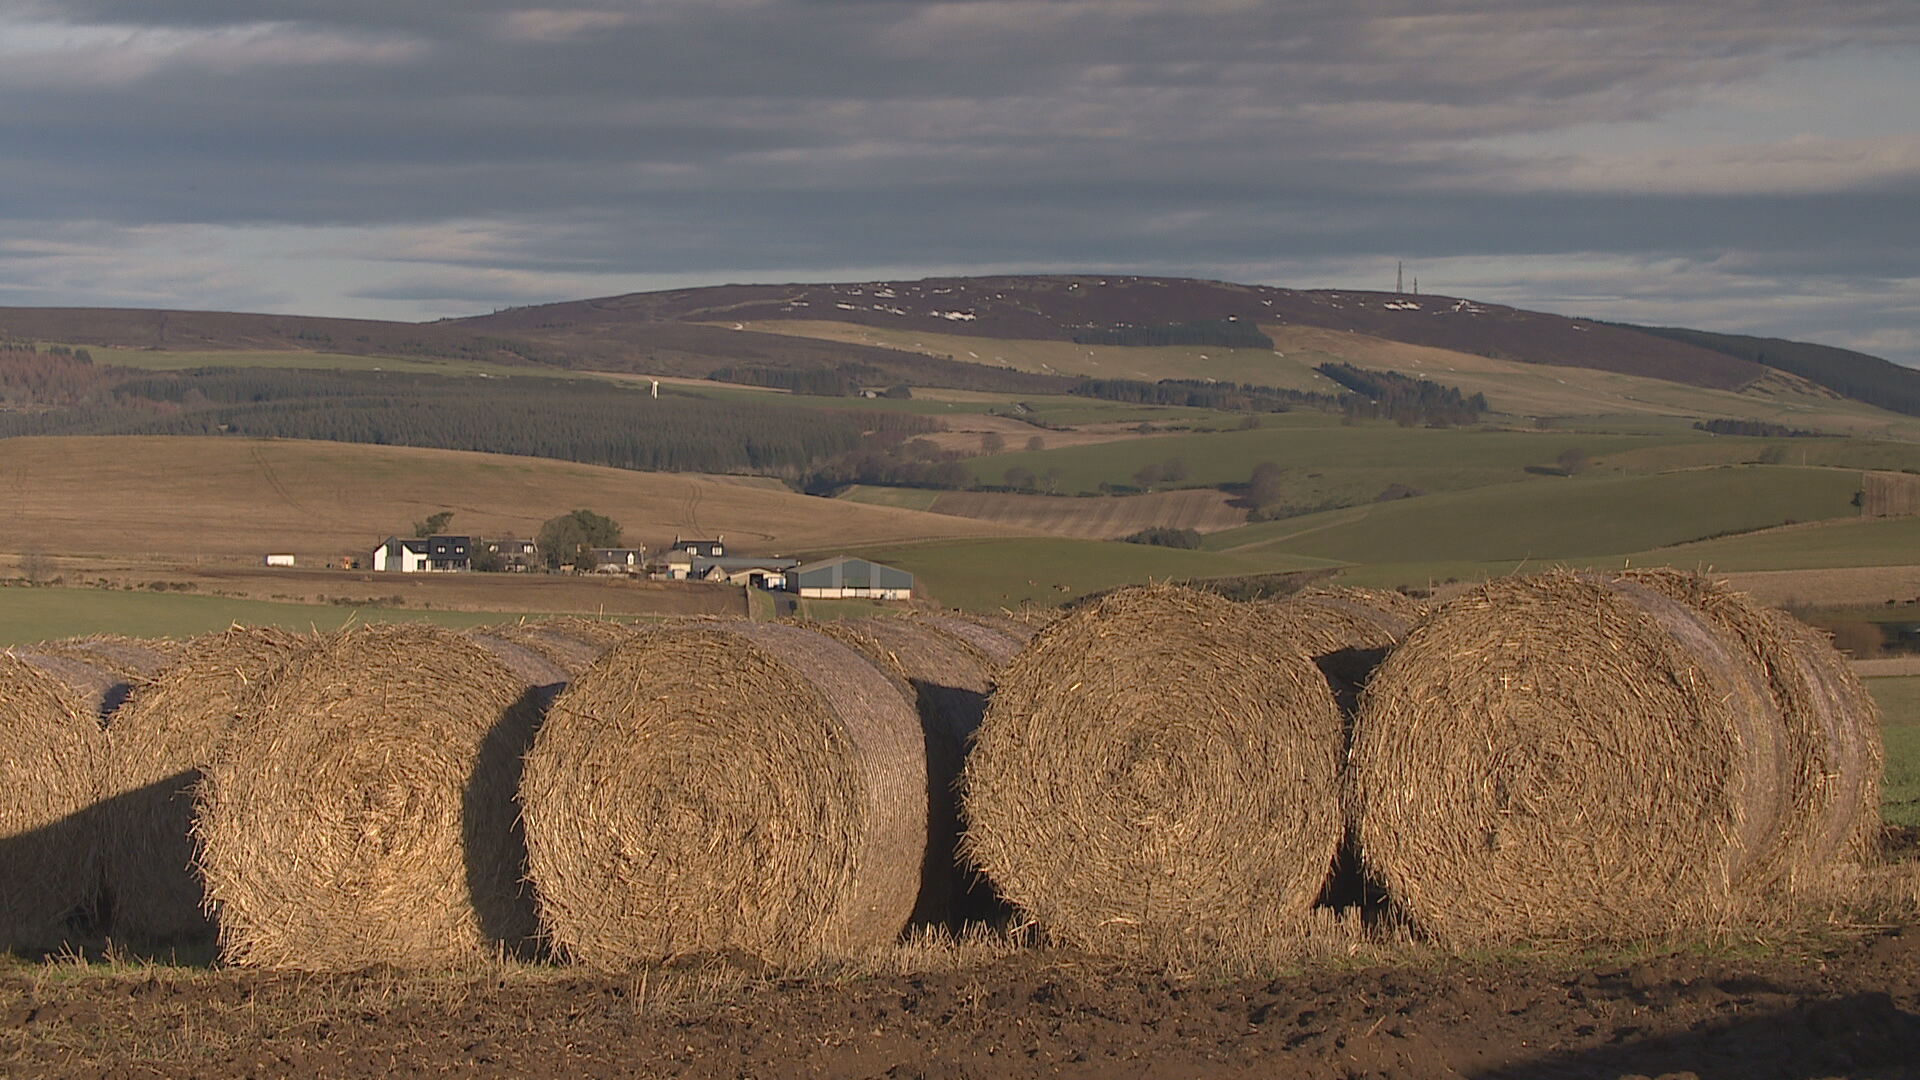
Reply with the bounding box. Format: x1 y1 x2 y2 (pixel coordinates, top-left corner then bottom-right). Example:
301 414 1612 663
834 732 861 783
2 0 1916 363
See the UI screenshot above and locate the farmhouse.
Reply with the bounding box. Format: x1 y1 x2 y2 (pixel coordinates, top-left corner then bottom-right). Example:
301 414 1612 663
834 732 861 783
481 538 538 572
371 535 471 572
791 556 913 600
589 547 646 574
660 551 799 588
668 535 726 558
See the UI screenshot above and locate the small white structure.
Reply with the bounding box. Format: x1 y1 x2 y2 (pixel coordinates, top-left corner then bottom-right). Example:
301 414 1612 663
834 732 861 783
372 537 432 573
264 553 296 568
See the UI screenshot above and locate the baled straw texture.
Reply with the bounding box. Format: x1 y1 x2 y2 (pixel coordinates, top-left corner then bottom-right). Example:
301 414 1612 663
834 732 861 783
522 621 927 967
102 626 305 944
195 624 544 969
1350 571 1794 945
15 633 179 721
1617 570 1883 874
803 616 1005 926
0 651 106 951
1259 587 1429 712
920 614 1033 666
473 617 638 680
35 634 182 680
961 584 1344 956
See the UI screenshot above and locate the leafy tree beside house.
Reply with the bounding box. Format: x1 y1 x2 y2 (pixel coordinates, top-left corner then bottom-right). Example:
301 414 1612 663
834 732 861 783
538 509 622 571
413 510 454 537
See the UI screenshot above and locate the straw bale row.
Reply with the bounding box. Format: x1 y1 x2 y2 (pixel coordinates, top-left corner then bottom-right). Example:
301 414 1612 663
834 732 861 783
1 575 1885 967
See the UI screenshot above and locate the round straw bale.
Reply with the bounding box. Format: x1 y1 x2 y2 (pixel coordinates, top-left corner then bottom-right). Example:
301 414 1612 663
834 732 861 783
37 634 183 678
521 621 927 967
474 617 638 678
1616 569 1884 874
920 614 1032 666
0 651 106 951
195 624 544 969
102 626 306 945
961 584 1344 956
802 616 1006 926
1350 571 1795 944
466 630 576 693
12 651 132 721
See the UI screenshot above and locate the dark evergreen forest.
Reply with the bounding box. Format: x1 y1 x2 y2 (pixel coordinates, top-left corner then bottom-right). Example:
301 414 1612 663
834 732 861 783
0 362 936 476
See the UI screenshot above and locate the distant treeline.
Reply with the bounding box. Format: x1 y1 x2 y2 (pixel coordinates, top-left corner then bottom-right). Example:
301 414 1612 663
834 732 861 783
0 367 936 476
797 433 973 494
708 363 878 397
0 346 115 407
1693 418 1825 438
1625 324 1920 418
1069 377 1335 412
1071 368 1487 428
1314 363 1488 427
1072 319 1275 349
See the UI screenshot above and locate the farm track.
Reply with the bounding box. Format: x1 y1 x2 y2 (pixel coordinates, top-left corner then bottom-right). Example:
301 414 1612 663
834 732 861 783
5 916 1920 1078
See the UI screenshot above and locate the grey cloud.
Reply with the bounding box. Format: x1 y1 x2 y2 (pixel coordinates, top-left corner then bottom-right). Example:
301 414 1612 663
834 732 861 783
2 0 1917 361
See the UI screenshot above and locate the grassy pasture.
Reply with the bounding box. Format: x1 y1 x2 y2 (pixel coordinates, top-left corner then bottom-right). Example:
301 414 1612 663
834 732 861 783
1262 325 1920 438
1626 514 1920 573
968 420 1706 497
1869 677 1920 827
672 382 1214 427
726 318 1920 439
0 587 572 646
724 319 1344 391
1205 466 1865 565
841 536 1333 610
925 488 1248 540
838 486 945 511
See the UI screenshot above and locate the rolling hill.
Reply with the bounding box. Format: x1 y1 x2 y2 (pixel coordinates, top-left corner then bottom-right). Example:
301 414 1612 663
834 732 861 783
0 436 1034 566
9 274 1913 413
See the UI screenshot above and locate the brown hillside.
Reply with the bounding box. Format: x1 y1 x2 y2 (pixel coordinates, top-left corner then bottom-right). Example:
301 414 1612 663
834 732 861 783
0 436 1033 565
456 275 1768 390
3 273 1787 395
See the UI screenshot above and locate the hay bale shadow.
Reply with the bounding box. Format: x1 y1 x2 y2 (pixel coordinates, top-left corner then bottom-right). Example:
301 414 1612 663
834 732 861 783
463 685 546 961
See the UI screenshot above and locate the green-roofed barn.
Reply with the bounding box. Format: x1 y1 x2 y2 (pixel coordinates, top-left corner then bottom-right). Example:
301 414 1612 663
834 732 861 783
791 556 914 601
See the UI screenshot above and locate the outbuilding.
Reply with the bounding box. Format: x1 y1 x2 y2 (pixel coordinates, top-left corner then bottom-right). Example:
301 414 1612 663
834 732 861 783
790 556 913 600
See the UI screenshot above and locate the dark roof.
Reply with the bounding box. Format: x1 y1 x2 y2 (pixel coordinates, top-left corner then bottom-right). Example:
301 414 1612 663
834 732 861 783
689 555 799 572
792 556 912 589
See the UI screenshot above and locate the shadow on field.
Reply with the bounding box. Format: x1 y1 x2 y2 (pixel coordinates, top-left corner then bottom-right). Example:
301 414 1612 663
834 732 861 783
1476 992 1920 1080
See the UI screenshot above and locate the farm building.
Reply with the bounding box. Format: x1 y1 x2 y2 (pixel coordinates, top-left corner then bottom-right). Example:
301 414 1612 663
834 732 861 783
371 535 471 572
668 535 726 558
660 552 799 588
481 538 538 572
589 547 646 574
791 556 913 600
263 553 295 568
